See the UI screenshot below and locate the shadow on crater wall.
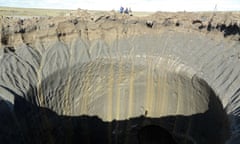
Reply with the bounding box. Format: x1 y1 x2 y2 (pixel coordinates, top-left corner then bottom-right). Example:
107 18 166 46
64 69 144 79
0 82 230 144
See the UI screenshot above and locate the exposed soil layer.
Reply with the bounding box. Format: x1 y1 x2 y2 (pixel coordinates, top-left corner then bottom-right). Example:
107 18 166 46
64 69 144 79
0 10 240 144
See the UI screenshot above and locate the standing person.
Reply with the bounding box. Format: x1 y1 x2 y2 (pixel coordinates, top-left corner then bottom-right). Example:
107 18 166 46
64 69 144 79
124 7 129 14
129 7 133 16
120 6 124 14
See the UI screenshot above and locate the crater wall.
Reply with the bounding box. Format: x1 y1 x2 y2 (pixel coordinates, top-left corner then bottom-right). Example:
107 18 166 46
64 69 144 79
0 12 240 143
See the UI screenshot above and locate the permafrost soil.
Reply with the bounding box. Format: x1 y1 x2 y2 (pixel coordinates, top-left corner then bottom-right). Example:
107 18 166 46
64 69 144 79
0 10 240 144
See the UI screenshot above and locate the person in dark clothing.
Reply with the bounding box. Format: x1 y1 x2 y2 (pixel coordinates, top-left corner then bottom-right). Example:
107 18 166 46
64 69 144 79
124 8 129 14
120 6 124 14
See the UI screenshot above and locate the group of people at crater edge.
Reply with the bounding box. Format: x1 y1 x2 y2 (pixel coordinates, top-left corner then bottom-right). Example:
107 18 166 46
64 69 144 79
120 6 132 16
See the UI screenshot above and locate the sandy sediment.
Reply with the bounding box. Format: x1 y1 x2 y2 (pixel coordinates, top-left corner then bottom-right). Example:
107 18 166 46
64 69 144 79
0 10 240 143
